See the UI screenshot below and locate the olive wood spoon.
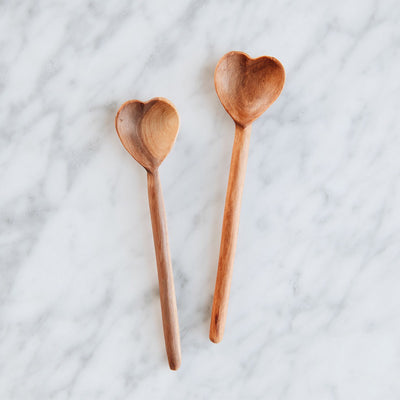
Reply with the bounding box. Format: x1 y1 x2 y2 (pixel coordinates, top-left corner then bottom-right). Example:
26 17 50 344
115 97 181 370
210 51 285 343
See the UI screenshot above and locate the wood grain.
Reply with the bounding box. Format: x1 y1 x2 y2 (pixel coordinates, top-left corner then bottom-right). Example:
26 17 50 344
214 51 285 128
210 123 251 343
115 98 181 369
115 98 179 173
210 51 285 342
147 169 181 370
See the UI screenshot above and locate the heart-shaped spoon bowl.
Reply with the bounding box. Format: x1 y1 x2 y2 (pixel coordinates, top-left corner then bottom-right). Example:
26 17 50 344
115 97 179 172
215 51 285 127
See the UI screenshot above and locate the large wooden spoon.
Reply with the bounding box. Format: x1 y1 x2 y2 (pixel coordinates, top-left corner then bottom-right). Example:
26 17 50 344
210 51 285 343
115 97 181 370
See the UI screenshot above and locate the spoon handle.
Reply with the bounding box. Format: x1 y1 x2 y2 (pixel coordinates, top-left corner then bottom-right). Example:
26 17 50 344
147 170 181 370
210 123 252 343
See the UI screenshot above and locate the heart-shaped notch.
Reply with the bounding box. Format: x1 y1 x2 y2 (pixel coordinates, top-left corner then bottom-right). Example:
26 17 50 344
115 98 180 172
215 51 285 127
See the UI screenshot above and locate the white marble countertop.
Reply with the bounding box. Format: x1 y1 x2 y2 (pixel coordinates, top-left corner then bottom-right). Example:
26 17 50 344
1 0 400 398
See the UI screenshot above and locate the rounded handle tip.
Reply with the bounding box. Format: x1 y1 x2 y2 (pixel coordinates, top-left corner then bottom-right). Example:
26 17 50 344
209 313 224 343
168 354 181 371
209 332 223 344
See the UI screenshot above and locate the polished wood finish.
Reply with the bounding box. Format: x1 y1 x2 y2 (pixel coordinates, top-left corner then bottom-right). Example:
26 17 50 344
115 98 181 370
210 52 285 343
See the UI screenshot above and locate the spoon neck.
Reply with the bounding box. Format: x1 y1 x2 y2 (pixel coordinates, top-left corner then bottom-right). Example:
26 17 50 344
147 168 159 178
234 122 252 137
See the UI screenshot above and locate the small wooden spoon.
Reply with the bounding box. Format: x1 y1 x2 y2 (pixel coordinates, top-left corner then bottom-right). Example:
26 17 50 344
210 51 285 343
115 97 181 370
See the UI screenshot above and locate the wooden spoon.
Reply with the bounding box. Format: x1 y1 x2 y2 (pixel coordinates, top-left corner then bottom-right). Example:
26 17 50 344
115 97 181 370
210 51 285 343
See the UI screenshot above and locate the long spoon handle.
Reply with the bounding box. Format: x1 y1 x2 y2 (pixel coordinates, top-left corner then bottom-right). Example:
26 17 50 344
147 170 181 370
210 123 252 343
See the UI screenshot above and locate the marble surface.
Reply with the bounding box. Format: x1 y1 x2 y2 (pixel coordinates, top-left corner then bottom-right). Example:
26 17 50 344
1 0 400 398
